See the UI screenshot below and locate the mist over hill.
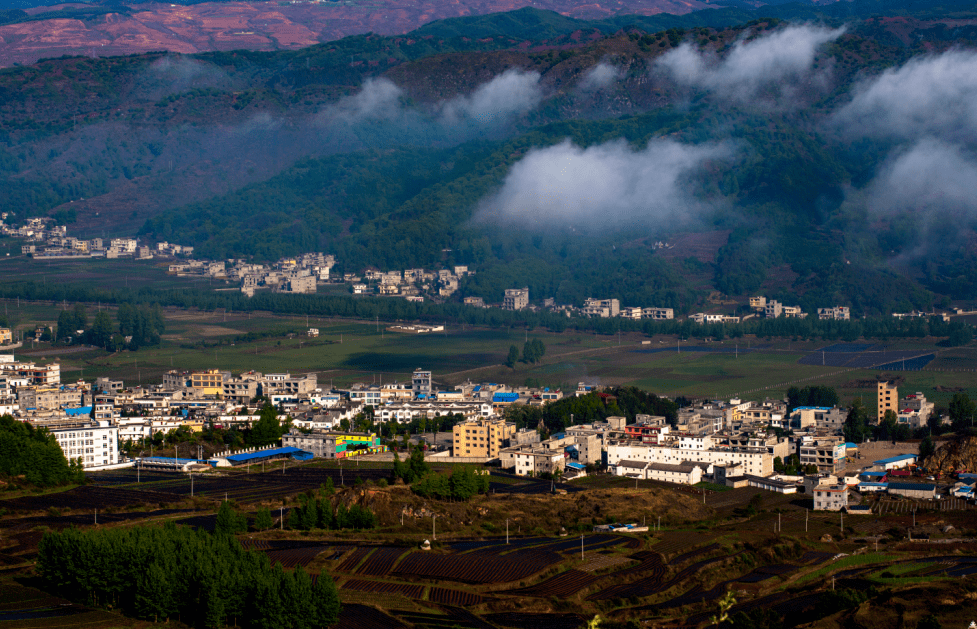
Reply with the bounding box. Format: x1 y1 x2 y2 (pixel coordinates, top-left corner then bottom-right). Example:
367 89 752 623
3 0 977 315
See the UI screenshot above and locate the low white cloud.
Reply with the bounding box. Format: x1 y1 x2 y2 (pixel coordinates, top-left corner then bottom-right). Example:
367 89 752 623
833 50 977 141
478 138 733 228
138 55 234 99
657 25 844 101
440 69 543 125
867 139 977 216
579 63 620 90
334 77 405 121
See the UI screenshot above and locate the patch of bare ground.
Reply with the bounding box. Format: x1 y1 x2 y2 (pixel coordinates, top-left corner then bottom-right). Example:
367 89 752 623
759 263 801 294
189 325 245 337
656 230 731 264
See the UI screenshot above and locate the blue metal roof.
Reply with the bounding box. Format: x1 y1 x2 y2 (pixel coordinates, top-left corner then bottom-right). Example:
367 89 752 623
844 442 858 449
858 482 888 487
493 392 519 402
64 406 92 416
473 385 481 392
225 447 312 463
567 462 586 470
861 471 887 477
874 454 917 465
794 406 835 411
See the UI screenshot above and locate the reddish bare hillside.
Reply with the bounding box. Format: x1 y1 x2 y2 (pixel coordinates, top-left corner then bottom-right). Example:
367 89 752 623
656 230 730 264
0 0 715 67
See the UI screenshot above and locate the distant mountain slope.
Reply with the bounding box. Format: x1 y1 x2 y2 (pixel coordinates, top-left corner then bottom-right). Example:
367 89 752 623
3 2 977 316
3 0 976 67
0 0 725 67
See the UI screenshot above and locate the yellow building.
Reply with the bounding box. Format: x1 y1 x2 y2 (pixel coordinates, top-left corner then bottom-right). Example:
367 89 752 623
191 370 226 396
878 380 898 421
452 418 516 458
180 419 205 433
0 328 11 344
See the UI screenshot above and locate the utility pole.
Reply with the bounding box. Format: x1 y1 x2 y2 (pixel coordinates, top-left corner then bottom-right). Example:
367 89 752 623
280 506 283 530
805 509 808 532
433 515 436 541
581 534 584 561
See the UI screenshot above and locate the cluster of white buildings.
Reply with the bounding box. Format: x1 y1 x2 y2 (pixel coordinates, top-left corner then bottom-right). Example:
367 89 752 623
492 290 675 321
347 266 474 301
7 214 189 262
686 297 850 326
179 253 336 297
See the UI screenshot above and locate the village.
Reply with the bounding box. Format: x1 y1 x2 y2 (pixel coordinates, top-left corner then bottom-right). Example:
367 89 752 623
4 215 953 323
1 342 972 512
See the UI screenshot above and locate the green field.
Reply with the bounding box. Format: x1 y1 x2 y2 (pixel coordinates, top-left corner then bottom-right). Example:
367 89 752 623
4 298 977 412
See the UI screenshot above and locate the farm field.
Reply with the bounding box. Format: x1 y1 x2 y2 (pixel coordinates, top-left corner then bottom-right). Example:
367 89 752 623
4 297 977 407
2 457 976 629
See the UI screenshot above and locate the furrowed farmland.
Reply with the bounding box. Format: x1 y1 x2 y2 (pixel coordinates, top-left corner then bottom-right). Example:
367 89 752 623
2 456 977 629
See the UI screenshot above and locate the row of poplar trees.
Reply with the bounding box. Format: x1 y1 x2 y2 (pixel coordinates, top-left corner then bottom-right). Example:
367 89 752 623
288 484 379 532
36 522 341 628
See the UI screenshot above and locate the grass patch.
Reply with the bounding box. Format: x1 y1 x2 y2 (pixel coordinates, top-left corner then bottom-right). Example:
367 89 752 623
791 552 900 587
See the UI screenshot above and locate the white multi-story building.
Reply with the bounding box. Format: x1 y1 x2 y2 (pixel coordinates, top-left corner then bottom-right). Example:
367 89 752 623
42 419 120 469
582 298 620 318
378 401 491 424
817 306 850 321
503 288 530 311
642 307 674 320
813 483 848 511
507 447 565 477
412 369 432 398
607 440 773 477
611 460 706 485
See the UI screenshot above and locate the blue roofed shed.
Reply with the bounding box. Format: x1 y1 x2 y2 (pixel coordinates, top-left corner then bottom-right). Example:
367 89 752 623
873 454 917 470
217 446 314 467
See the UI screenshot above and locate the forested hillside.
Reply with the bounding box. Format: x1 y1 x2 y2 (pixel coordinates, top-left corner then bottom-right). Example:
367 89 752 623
3 0 977 314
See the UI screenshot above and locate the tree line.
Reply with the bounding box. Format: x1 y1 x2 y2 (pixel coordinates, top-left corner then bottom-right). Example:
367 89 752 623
55 302 165 350
1 282 969 345
844 392 977 445
506 339 546 367
503 387 679 434
411 465 490 501
0 414 84 487
286 482 379 531
36 522 341 628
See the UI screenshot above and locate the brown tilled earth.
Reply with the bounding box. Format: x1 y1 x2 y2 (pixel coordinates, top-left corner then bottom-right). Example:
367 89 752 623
0 0 716 67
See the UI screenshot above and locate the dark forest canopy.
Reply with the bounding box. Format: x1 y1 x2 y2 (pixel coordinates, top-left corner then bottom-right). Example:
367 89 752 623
0 414 84 487
36 522 342 628
4 1 977 314
0 282 971 344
